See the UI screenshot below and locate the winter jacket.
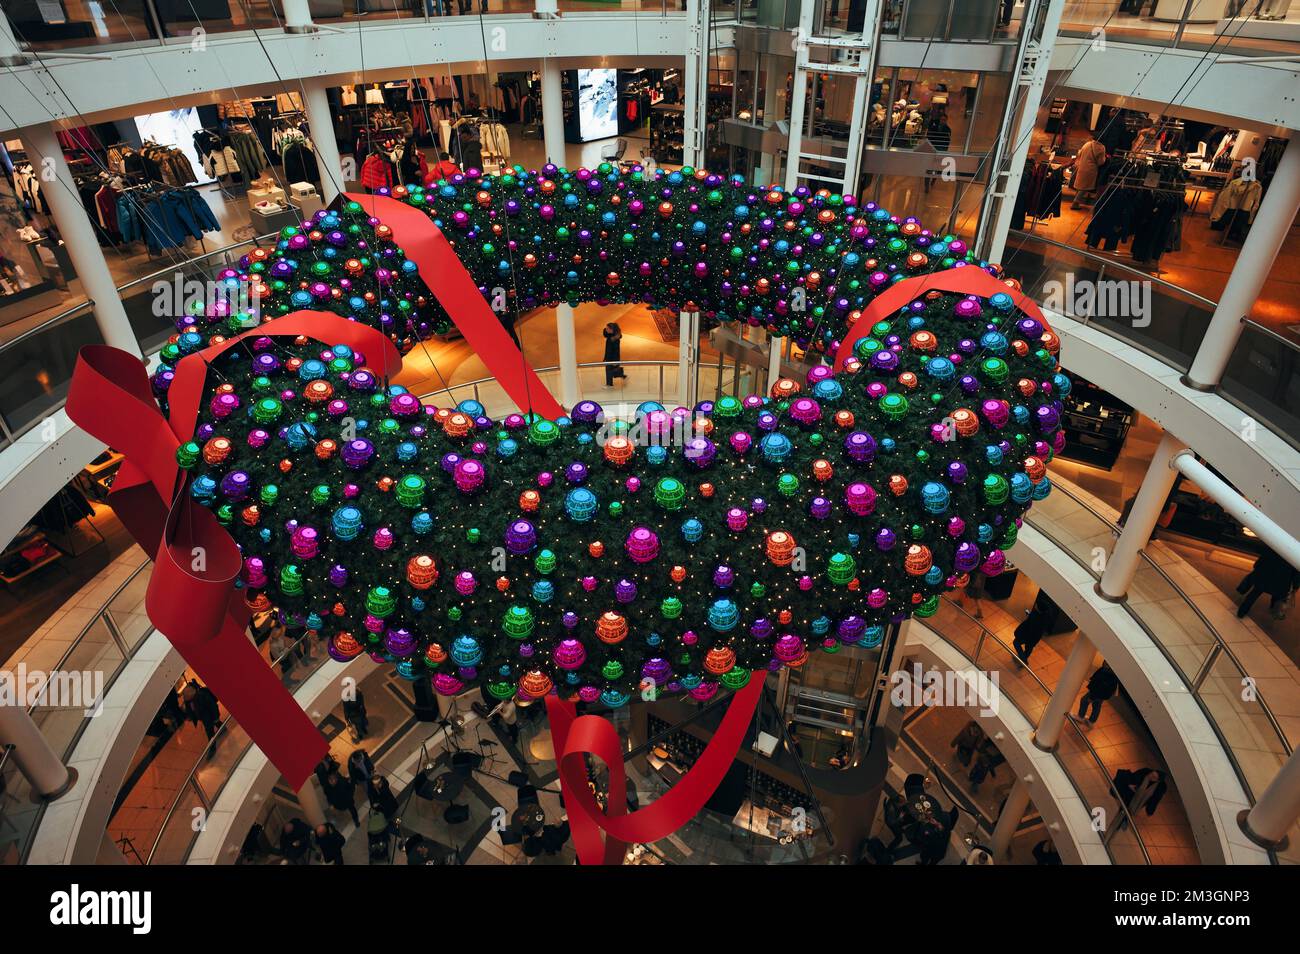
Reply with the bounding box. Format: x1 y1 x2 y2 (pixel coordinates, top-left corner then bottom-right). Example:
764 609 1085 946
1072 139 1107 192
203 146 241 178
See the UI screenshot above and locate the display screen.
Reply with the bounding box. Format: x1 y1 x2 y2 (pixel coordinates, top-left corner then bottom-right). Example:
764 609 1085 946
134 108 214 185
577 68 618 142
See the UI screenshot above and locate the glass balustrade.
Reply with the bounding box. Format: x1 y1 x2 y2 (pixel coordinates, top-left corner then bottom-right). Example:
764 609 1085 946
1026 479 1292 800
926 596 1152 863
2 560 152 863
0 234 274 447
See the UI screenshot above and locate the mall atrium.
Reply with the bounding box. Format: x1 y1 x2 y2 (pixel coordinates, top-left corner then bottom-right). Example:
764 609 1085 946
0 0 1298 890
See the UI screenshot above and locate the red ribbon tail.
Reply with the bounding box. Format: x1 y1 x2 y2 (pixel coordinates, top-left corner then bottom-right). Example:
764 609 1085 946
68 344 328 791
546 674 765 865
341 192 567 420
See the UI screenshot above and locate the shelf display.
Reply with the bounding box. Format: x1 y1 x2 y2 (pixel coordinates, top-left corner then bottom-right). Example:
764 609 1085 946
1058 376 1133 469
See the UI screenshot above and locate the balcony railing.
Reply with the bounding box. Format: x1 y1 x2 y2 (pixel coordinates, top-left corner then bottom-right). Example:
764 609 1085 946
1025 478 1293 805
1 559 153 864
1005 229 1300 450
925 595 1153 863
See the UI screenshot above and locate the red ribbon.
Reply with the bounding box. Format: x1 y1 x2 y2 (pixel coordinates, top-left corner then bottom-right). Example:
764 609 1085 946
545 674 766 865
832 266 1055 371
342 192 567 420
67 312 399 790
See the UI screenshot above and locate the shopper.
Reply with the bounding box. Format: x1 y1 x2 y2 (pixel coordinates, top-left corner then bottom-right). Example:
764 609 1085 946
1012 608 1046 664
495 697 520 744
315 752 340 787
348 748 376 788
280 818 313 864
316 822 346 865
1073 662 1119 726
950 720 984 767
425 148 461 185
368 775 399 821
602 321 626 387
323 769 361 826
343 688 369 741
1070 135 1107 209
1113 768 1167 830
1235 546 1298 619
181 680 221 744
968 738 1005 790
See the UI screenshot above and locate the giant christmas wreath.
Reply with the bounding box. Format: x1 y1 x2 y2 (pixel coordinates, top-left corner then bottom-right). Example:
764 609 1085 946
70 165 1067 863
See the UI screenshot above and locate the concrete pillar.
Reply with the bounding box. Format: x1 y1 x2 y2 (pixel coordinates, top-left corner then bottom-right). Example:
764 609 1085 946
990 776 1032 859
555 304 579 409
0 701 74 799
1239 744 1300 850
765 333 783 393
1097 431 1186 601
1032 635 1095 752
23 123 141 357
296 775 328 827
301 80 346 201
540 57 566 167
1185 140 1300 390
280 0 314 29
678 310 700 407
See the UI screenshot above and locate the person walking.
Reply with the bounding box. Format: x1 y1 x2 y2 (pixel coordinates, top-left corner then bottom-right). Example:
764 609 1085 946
1012 608 1046 664
602 321 626 387
343 689 369 741
1236 546 1298 619
1072 662 1119 727
950 720 984 767
181 680 221 748
348 748 375 789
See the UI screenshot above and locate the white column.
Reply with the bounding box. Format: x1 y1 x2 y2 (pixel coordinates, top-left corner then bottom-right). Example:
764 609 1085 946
280 0 314 29
990 776 1032 859
296 775 328 827
765 334 783 392
0 701 73 798
301 80 346 201
677 310 700 407
1097 431 1186 600
1032 635 1095 752
540 58 566 167
555 304 579 409
1240 745 1300 849
23 123 141 357
1185 140 1300 390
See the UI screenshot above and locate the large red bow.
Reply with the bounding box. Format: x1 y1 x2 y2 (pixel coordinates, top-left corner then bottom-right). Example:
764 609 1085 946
67 311 397 788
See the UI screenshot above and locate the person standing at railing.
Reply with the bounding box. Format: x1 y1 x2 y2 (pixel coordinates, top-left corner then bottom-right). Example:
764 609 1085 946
602 321 626 388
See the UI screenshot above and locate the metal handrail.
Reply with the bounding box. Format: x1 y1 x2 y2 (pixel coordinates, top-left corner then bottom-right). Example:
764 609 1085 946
144 627 326 865
1041 479 1293 759
932 595 1153 863
1006 229 1219 309
23 560 154 717
414 359 682 405
1240 317 1300 355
